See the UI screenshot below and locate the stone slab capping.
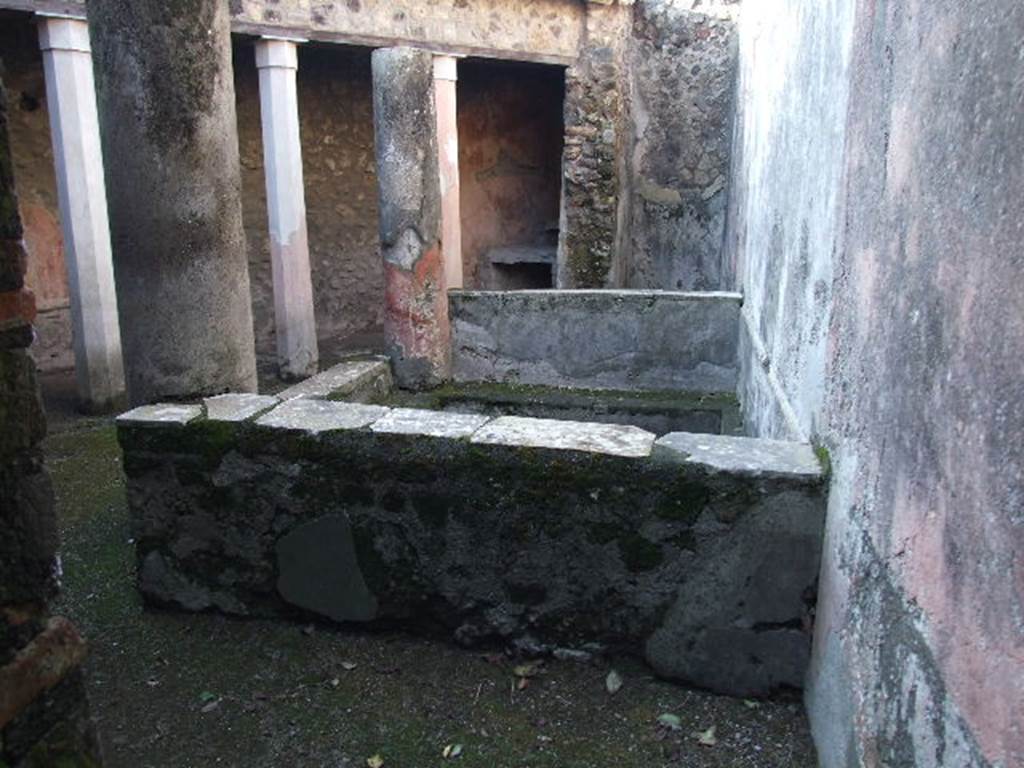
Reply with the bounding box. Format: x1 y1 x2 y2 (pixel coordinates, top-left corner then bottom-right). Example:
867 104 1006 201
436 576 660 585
276 356 392 402
116 358 828 697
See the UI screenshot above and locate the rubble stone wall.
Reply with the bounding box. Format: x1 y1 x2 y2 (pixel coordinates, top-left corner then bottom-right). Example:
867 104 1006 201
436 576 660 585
626 1 737 291
117 384 826 697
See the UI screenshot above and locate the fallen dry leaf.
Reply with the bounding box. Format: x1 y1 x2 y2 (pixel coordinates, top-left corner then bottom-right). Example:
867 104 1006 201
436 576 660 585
513 661 542 679
657 713 682 731
694 725 718 747
367 755 384 768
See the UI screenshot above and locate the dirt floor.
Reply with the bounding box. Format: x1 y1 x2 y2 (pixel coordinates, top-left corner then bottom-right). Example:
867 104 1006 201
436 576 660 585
40 370 819 768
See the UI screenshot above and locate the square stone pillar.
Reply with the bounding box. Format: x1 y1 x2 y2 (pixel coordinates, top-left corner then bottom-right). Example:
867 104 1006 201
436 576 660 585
371 47 451 389
255 37 319 380
433 55 463 290
37 13 125 412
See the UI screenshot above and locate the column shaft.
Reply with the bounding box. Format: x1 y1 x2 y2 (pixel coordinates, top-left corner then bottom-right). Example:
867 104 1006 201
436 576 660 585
38 15 125 412
89 0 258 404
371 47 451 388
255 38 318 380
433 55 463 289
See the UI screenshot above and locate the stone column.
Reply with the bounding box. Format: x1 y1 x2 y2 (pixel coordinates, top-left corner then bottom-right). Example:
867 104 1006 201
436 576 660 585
371 47 451 388
37 14 125 412
255 37 318 380
88 0 258 404
433 55 463 289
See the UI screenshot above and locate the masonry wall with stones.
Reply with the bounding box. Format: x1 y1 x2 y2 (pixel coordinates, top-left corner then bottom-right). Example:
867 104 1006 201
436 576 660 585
626 0 737 291
557 2 631 289
0 71 101 767
457 59 564 289
727 0 1024 765
117 377 826 697
233 40 383 365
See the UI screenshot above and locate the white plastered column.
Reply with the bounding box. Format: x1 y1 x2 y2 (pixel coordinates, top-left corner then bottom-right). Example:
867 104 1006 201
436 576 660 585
255 37 319 380
433 55 463 289
38 14 125 412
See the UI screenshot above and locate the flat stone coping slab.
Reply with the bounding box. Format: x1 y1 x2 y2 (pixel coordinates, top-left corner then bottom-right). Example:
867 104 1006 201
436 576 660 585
255 399 388 435
277 358 390 401
654 432 823 479
204 393 280 422
450 289 743 301
370 408 492 439
471 416 656 458
116 404 204 425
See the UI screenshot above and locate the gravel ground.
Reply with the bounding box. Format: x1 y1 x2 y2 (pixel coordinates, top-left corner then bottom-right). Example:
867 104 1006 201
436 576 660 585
41 373 819 768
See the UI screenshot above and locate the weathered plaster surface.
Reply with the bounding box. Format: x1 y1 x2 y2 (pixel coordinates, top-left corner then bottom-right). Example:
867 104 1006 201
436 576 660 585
229 0 586 63
725 0 852 442
1 0 588 63
450 290 741 393
728 0 1024 765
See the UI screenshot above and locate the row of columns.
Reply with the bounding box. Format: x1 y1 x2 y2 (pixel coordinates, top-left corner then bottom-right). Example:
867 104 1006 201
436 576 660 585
32 9 463 408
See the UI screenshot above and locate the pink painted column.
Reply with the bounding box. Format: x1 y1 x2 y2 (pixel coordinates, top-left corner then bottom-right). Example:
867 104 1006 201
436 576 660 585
433 55 463 289
255 37 319 380
371 47 451 388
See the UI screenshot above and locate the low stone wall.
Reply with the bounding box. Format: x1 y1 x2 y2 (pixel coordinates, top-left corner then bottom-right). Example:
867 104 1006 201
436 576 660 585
117 369 825 696
450 290 742 393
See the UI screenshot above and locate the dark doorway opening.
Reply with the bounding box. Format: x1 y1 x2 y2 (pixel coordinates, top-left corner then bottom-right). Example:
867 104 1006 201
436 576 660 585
457 58 565 290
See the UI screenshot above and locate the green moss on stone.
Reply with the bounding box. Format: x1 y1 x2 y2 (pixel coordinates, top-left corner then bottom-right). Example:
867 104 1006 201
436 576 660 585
618 534 663 572
668 530 697 552
588 522 624 545
814 444 832 480
411 490 455 529
655 477 710 522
